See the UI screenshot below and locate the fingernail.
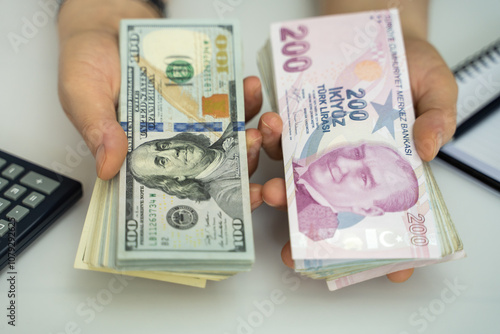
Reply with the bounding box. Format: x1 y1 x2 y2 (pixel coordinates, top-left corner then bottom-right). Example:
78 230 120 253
96 144 106 177
416 138 434 161
432 132 443 159
254 82 262 101
250 187 263 211
260 119 272 137
247 146 258 161
247 138 261 160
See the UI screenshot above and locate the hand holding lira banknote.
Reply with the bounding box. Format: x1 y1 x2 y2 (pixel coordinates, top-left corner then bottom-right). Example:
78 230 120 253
258 9 464 290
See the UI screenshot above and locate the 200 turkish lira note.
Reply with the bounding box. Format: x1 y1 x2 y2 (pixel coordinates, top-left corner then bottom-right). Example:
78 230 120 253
262 10 444 261
116 20 254 270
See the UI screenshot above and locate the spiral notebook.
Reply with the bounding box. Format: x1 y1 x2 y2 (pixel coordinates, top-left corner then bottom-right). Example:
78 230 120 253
438 39 500 192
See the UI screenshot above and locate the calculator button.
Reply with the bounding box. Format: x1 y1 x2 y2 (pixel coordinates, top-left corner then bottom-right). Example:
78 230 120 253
6 205 30 222
0 220 9 237
2 164 25 180
20 171 60 195
0 158 6 169
0 177 8 191
0 198 11 214
22 192 45 208
4 184 27 201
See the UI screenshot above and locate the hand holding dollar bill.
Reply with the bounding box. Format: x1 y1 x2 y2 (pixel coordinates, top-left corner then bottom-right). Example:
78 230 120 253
257 9 465 290
75 20 261 288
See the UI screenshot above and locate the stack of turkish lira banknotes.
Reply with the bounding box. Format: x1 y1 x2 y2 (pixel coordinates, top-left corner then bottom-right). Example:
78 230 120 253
75 20 254 288
257 9 465 291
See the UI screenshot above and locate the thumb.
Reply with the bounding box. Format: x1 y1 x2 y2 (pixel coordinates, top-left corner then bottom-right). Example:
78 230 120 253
406 39 458 162
58 33 127 180
281 241 295 269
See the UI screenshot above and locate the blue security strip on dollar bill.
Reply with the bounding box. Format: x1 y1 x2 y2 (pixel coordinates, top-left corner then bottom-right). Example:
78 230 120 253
232 121 245 131
174 121 245 132
174 122 224 132
121 122 164 132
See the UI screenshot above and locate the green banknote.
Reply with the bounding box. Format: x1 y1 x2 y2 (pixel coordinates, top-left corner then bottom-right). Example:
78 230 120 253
75 20 254 284
116 20 254 271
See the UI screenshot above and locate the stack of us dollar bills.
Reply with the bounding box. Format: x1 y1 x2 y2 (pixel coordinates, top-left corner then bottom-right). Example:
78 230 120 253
257 9 465 291
75 20 254 288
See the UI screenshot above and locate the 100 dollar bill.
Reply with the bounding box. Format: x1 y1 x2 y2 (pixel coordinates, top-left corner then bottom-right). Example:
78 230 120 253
263 10 442 260
116 20 253 269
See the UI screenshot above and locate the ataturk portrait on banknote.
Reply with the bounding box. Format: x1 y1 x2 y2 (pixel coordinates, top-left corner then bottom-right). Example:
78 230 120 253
292 142 418 241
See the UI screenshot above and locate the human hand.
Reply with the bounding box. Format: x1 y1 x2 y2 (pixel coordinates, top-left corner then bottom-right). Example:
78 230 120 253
259 36 457 283
57 0 265 210
58 0 160 180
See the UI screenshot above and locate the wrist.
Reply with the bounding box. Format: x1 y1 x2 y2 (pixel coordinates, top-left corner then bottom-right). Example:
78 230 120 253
398 1 429 41
58 0 161 42
320 0 429 40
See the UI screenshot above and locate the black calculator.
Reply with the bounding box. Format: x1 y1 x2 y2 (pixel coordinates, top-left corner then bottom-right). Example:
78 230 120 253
0 150 83 270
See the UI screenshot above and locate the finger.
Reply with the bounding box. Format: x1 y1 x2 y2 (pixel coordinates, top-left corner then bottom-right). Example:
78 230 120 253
246 128 262 177
258 112 283 160
58 33 127 180
249 183 263 212
244 76 263 122
413 103 456 161
281 241 294 269
413 70 457 161
262 178 287 211
406 39 458 161
386 268 415 283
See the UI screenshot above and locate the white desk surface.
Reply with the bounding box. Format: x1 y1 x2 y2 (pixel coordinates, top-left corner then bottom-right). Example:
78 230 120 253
1 1 499 333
